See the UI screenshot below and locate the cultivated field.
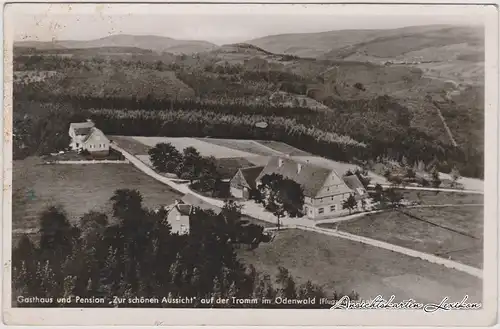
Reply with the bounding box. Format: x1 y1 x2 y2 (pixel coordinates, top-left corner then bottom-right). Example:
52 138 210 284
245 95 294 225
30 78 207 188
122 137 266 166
238 229 482 304
256 140 311 156
13 157 181 233
132 137 257 158
196 138 281 156
319 206 483 268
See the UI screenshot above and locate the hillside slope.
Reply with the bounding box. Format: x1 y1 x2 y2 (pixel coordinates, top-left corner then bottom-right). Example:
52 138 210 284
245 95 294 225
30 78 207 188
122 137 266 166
247 25 482 58
15 34 218 54
247 25 484 84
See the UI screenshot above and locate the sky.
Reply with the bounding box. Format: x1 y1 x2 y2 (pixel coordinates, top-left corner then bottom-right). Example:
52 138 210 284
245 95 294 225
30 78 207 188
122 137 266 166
8 4 487 45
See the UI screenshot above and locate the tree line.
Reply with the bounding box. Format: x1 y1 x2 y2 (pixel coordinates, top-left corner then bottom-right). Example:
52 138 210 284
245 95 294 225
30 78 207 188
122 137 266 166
13 189 357 308
13 90 481 179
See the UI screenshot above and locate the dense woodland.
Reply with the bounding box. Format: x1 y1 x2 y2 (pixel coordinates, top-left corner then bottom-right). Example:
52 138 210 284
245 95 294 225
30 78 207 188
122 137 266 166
13 89 481 178
13 189 355 308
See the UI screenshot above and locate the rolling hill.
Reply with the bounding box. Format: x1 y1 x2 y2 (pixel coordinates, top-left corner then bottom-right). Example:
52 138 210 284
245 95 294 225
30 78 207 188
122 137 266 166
247 24 484 84
15 34 218 55
247 25 483 59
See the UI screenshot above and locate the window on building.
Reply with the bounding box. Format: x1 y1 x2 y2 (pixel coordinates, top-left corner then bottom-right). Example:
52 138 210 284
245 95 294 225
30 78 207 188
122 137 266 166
318 208 324 214
330 205 335 212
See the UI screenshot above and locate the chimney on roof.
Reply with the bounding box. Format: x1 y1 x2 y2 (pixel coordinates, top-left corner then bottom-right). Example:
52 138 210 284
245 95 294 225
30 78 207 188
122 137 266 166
297 163 302 174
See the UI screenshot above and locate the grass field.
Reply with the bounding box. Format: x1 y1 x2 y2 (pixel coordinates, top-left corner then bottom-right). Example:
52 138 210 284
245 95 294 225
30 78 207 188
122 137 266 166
319 206 483 268
13 157 181 233
132 137 257 159
238 229 482 304
198 138 281 156
401 190 484 205
109 135 151 155
256 140 311 156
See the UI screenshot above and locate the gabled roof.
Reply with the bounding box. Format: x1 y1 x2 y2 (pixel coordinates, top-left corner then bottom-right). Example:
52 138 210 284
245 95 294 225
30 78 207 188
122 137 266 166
70 122 95 134
82 128 110 144
175 204 193 216
343 175 369 199
256 156 336 198
343 175 364 190
239 166 264 189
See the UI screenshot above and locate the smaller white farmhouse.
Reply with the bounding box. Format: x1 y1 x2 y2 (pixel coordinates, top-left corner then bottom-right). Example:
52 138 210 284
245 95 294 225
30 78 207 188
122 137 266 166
69 120 110 156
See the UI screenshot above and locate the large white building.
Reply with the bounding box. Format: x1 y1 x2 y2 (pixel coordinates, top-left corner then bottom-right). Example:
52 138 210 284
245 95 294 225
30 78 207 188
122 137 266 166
231 156 371 219
68 120 110 156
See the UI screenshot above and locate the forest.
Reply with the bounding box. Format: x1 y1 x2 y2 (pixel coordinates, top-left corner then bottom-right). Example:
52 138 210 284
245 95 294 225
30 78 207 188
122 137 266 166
12 189 356 308
13 89 482 178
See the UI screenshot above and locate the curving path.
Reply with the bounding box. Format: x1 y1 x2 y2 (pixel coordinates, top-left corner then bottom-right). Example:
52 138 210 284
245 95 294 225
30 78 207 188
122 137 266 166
111 143 483 279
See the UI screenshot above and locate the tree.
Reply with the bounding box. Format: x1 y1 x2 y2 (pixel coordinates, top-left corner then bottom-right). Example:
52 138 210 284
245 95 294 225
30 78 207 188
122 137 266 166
178 147 203 184
385 188 403 208
220 200 244 241
38 206 77 261
342 194 357 214
196 156 220 194
79 211 108 238
275 267 297 300
431 167 442 189
148 142 182 174
258 174 304 229
405 168 416 181
372 184 384 203
110 189 143 222
450 167 461 188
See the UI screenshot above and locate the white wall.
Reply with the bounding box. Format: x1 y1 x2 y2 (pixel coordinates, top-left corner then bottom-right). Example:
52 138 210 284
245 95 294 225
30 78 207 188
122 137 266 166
230 187 243 198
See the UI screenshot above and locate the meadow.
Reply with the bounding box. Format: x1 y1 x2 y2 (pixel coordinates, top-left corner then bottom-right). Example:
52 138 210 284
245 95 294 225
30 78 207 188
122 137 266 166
238 229 482 304
319 205 483 268
12 157 181 234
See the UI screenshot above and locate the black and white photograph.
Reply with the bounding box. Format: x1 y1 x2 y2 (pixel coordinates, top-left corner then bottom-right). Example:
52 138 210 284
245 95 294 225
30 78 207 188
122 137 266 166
2 2 498 326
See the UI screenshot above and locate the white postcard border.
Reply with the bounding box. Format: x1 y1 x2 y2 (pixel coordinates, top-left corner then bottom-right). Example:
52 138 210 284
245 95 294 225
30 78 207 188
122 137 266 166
2 2 498 326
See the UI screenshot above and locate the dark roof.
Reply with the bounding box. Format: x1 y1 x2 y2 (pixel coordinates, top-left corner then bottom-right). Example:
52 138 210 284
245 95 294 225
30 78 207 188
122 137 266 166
175 204 193 216
343 175 369 199
215 157 255 179
343 175 364 190
239 166 264 189
74 127 93 136
70 121 95 136
256 156 335 197
181 194 221 214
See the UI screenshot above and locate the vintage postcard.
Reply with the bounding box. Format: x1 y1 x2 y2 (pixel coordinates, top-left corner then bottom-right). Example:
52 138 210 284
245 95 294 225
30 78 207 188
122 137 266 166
2 2 498 326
